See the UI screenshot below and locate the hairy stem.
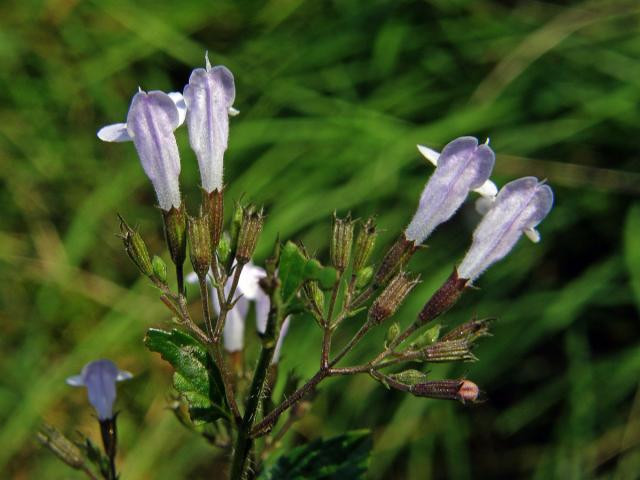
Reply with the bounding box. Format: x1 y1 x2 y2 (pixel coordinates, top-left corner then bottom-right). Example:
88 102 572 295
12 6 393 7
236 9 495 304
230 277 282 480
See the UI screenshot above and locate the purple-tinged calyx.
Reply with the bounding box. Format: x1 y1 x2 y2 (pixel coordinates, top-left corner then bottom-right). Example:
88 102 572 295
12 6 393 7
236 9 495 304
97 90 186 210
457 176 553 282
183 54 236 193
66 359 132 420
405 137 495 244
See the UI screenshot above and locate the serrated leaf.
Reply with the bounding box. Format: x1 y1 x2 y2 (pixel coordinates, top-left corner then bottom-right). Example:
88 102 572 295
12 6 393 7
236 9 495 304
259 430 372 480
279 241 337 304
144 328 229 424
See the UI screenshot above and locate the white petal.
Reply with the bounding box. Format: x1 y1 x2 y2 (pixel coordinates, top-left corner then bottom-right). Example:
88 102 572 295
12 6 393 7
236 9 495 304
66 374 84 387
237 263 266 300
228 107 240 116
186 271 199 284
475 196 495 216
97 123 132 142
271 316 291 365
417 144 440 166
168 92 187 127
116 370 133 382
473 179 498 198
524 227 541 243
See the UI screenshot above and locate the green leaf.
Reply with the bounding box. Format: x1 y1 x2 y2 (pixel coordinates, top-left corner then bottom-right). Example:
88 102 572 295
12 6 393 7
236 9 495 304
259 430 372 480
144 328 229 424
624 203 640 313
279 241 337 304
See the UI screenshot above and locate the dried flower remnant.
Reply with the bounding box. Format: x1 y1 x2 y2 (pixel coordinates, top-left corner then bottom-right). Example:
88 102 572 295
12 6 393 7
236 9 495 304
458 176 554 282
98 90 186 211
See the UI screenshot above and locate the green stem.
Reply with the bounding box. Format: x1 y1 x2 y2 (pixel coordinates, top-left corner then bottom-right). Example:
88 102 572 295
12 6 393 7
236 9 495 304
229 278 282 480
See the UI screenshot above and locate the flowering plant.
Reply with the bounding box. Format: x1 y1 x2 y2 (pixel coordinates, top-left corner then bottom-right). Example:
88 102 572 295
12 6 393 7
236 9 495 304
39 55 553 480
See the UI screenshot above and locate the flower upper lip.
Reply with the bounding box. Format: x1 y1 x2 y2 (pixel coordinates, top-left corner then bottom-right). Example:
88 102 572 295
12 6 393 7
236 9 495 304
66 359 133 420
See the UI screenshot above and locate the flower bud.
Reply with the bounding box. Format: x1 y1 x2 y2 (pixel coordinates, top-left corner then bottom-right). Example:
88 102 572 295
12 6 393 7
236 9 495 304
389 369 428 386
302 280 324 314
373 234 418 288
352 217 377 273
330 213 355 273
368 272 419 324
118 216 153 278
235 205 264 264
188 213 212 279
162 205 187 271
411 379 480 403
385 322 401 347
152 255 167 283
355 266 373 289
37 424 86 470
441 317 493 343
417 339 476 363
203 188 224 250
410 323 442 349
417 268 467 325
217 232 231 263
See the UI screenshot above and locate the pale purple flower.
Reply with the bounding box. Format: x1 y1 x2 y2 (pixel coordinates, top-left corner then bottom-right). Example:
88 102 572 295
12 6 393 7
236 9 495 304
183 54 237 193
457 176 553 282
97 90 186 210
186 262 290 362
406 137 495 244
66 359 133 420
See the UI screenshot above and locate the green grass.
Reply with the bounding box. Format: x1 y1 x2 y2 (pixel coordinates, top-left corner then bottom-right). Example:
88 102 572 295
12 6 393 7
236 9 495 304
1 0 640 478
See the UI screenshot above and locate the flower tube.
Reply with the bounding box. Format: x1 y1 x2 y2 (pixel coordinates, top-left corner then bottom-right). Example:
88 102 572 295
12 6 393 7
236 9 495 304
458 176 553 282
405 136 495 244
66 359 132 420
183 55 236 193
98 90 186 211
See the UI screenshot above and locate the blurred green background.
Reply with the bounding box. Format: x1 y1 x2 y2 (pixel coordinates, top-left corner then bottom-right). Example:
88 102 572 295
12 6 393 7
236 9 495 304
1 0 640 478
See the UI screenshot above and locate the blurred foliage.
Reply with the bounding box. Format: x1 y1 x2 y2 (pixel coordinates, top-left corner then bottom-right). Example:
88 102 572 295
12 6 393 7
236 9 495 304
1 0 639 478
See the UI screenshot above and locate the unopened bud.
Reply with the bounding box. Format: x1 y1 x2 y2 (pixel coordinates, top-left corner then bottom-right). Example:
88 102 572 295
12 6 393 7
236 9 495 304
417 268 467 325
390 369 428 386
385 322 401 346
152 255 167 283
236 205 264 264
119 215 153 277
330 213 355 272
418 339 476 362
302 280 324 314
188 213 212 278
441 317 493 343
369 272 419 324
162 205 187 269
410 379 480 403
352 217 377 272
411 323 441 349
217 232 231 263
37 424 86 470
373 233 417 288
203 188 224 250
355 266 373 289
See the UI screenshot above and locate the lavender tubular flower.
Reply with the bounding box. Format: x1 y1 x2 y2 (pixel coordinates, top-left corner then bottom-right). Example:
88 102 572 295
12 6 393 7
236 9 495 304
458 176 554 282
66 359 132 420
98 90 186 210
183 55 236 193
405 137 495 244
